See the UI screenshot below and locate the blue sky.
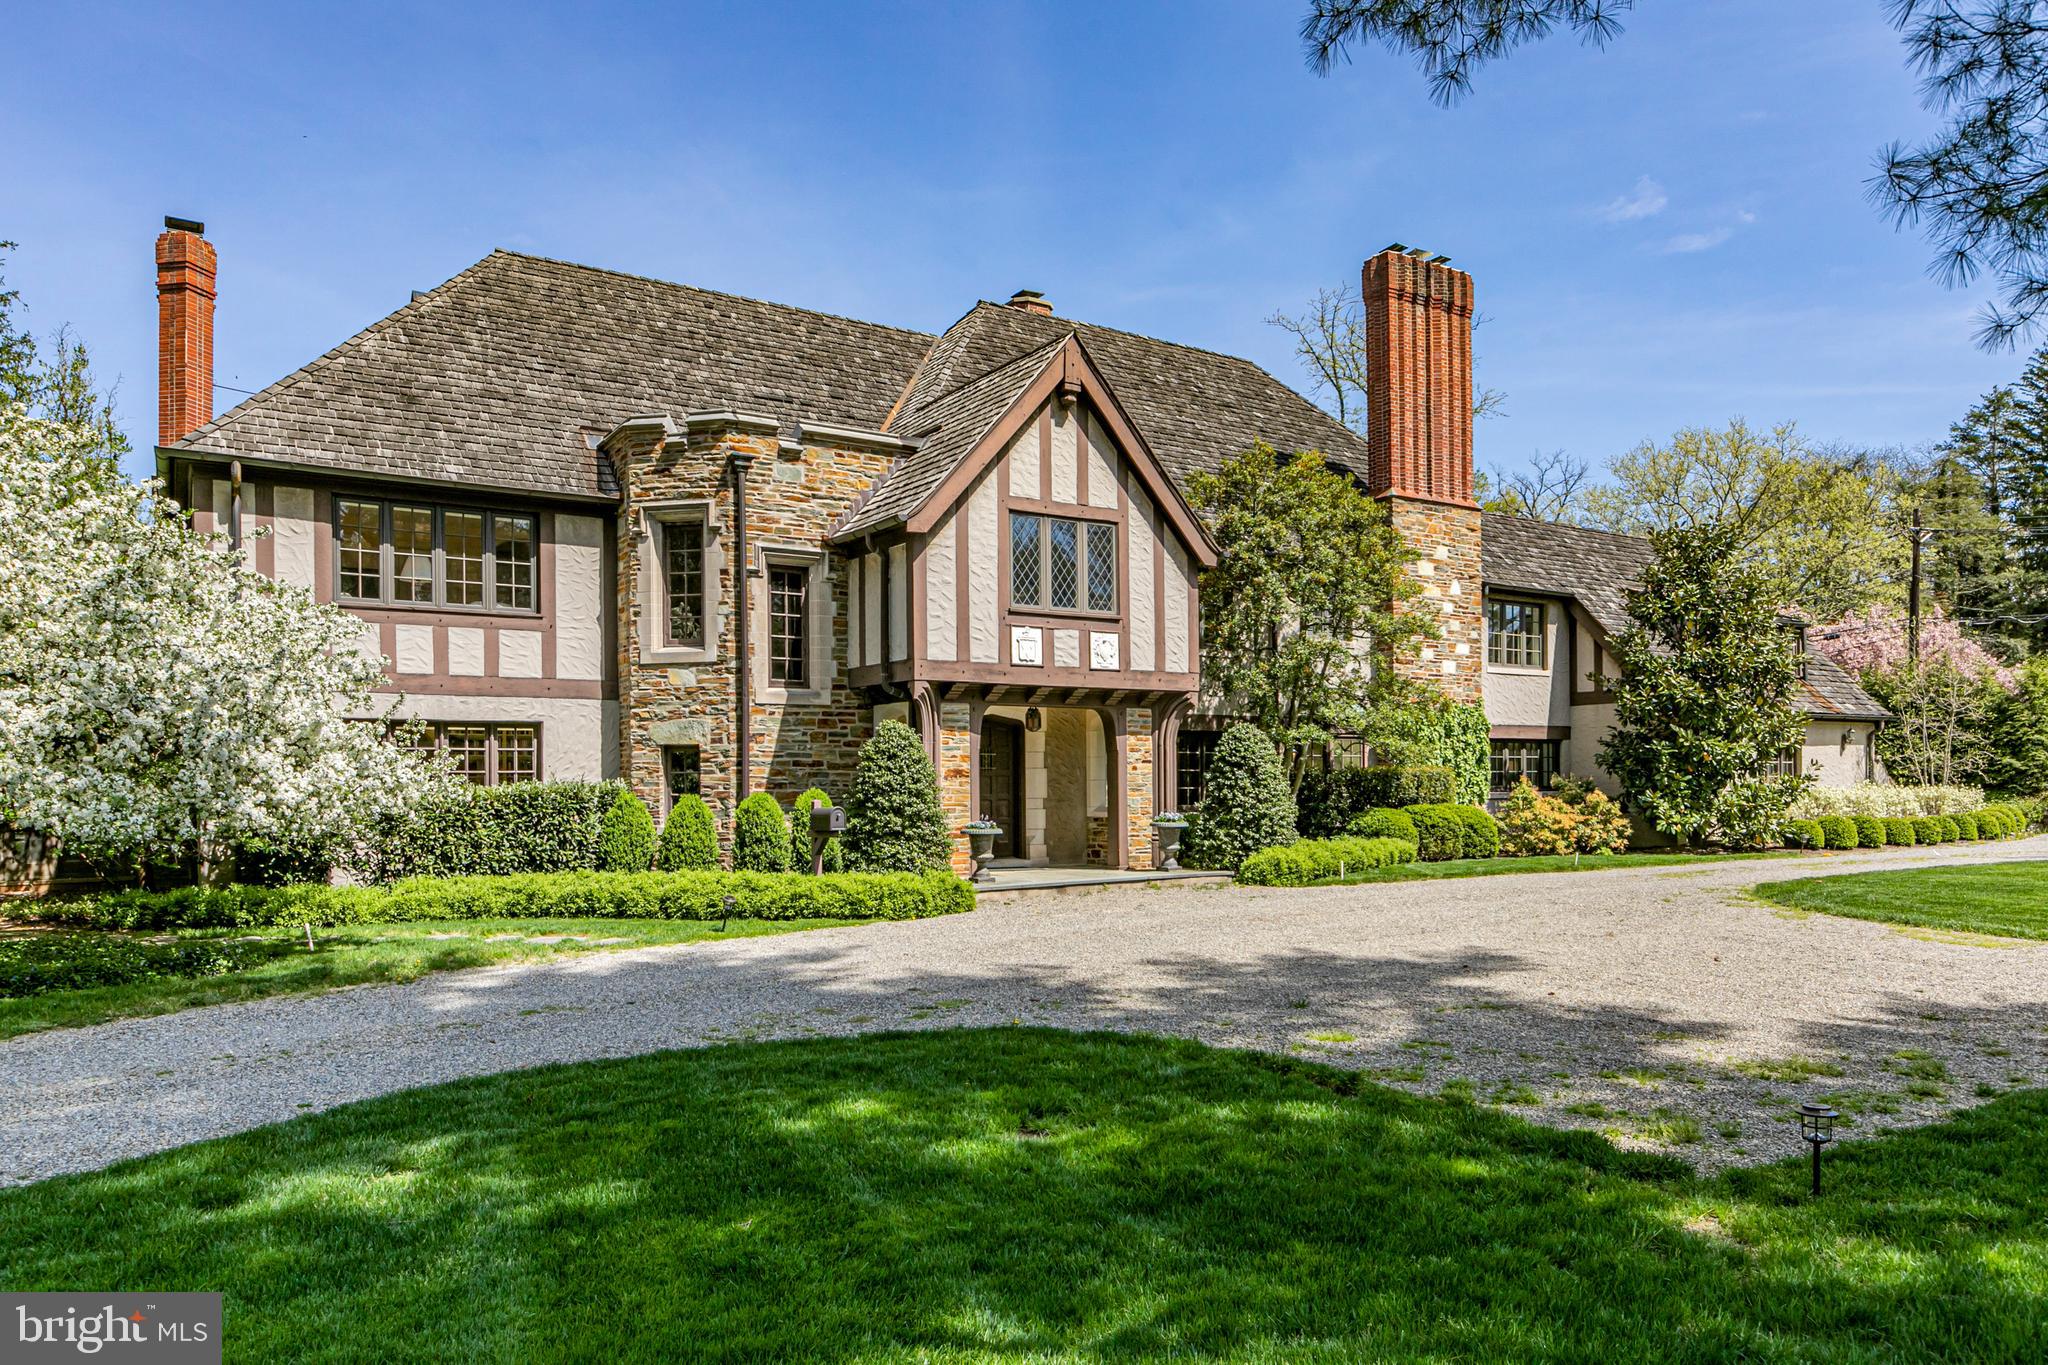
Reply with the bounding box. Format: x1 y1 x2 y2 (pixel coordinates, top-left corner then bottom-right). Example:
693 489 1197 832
3 1 2024 486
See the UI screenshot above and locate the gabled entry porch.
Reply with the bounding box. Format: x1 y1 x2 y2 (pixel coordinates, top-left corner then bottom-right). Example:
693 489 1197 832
910 683 1195 876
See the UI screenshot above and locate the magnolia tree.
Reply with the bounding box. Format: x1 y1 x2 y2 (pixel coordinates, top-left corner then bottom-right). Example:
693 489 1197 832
0 404 447 877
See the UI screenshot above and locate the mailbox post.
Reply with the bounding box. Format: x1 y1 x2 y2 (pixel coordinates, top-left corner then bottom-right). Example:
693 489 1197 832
808 803 846 875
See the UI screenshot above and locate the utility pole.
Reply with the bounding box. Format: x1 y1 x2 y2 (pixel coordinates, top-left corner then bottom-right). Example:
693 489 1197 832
1908 506 1924 664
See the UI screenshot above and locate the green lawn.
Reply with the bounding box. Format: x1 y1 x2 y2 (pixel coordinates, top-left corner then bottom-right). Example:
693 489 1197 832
0 916 857 1041
1 1030 2039 1361
1753 861 2048 940
1315 848 1795 886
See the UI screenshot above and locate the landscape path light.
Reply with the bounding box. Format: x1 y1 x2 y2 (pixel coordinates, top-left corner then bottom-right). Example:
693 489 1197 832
1799 1101 1838 1196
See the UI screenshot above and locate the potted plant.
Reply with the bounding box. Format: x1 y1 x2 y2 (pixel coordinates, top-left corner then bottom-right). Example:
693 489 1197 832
1152 811 1190 870
962 819 1003 882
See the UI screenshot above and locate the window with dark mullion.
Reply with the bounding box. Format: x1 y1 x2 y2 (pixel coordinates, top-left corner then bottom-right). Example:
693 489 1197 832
335 498 537 613
768 565 808 686
1009 510 1117 614
664 521 706 648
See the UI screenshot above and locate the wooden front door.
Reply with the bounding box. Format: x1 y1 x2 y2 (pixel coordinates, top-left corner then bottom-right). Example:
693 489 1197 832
979 718 1023 859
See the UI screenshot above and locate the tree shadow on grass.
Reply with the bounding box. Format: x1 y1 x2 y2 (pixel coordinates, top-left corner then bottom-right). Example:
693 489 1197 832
0 1029 2041 1361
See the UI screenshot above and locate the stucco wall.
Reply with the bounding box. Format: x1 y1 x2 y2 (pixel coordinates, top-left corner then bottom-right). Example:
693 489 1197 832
1802 721 1877 785
376 694 617 781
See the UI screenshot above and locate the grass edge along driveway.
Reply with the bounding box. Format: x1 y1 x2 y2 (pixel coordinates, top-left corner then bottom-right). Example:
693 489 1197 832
0 1029 2039 1362
0 916 860 1042
1752 860 2048 941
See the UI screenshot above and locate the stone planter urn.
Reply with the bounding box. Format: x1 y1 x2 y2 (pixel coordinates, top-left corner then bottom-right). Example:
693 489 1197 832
1152 814 1189 871
963 822 1002 883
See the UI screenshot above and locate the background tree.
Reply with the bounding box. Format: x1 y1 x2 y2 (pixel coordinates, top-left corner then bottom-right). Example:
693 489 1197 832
1581 420 1908 619
1983 656 2048 793
0 403 444 879
0 244 127 459
1303 2 2048 348
1187 442 1428 784
1484 447 1591 522
1597 523 1808 846
1269 284 1505 435
1812 602 2014 787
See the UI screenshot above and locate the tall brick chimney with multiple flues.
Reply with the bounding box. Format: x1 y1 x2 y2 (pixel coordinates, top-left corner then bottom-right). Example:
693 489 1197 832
1362 243 1484 705
156 216 216 447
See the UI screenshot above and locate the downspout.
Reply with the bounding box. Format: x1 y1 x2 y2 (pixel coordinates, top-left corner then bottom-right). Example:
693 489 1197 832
730 447 756 801
229 459 243 551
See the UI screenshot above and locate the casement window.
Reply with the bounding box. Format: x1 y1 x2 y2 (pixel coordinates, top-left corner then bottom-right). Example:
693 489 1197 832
407 723 541 785
662 520 708 649
1760 744 1802 778
1176 728 1220 813
1009 511 1116 613
335 498 538 612
663 745 701 811
768 565 808 686
1486 600 1547 668
1489 740 1560 793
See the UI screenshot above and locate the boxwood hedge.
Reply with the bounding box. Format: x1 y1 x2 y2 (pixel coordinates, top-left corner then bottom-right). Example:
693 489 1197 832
1235 836 1418 887
37 869 974 931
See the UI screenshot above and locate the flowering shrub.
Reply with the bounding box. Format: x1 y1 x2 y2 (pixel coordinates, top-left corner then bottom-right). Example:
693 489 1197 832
1789 783 1985 820
1497 780 1632 857
0 404 447 869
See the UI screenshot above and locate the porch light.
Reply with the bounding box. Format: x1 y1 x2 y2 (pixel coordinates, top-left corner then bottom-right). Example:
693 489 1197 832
1025 707 1043 733
1798 1101 1837 1195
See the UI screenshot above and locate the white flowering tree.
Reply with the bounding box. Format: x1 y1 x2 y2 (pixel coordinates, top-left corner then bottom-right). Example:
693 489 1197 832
0 403 448 879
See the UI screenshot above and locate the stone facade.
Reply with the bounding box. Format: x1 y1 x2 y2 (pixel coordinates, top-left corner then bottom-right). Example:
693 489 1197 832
1124 707 1158 869
1387 499 1485 705
937 702 975 875
610 419 898 843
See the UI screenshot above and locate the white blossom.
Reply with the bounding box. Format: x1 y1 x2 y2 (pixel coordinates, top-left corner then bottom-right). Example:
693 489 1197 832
0 402 450 867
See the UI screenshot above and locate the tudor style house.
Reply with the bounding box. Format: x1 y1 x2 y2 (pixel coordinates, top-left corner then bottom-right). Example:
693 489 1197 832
153 220 1885 873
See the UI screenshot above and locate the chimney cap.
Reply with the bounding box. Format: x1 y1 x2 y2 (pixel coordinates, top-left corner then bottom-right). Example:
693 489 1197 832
163 215 206 235
1005 288 1053 316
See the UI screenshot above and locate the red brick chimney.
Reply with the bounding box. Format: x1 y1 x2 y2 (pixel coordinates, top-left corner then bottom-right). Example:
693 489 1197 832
1362 245 1476 507
1361 244 1484 705
156 216 216 447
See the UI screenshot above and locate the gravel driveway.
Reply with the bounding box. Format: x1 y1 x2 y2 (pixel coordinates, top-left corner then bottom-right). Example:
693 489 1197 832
4 840 2045 1184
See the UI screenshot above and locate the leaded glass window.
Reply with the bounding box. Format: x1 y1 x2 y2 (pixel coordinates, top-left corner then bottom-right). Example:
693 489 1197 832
1048 518 1079 609
1010 513 1042 606
1086 522 1116 612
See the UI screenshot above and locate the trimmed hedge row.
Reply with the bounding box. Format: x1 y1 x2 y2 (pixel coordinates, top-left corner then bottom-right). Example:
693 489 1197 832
1236 836 1418 887
355 781 627 883
1296 766 1457 839
39 870 975 931
1785 803 2030 851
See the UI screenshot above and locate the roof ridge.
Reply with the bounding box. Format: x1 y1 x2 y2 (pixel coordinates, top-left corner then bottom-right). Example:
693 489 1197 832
1486 512 1651 550
897 330 1072 422
173 252 504 450
490 249 935 344
969 299 1289 373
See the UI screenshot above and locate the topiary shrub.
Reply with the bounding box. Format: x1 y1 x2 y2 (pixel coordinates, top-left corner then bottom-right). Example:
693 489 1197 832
597 789 656 871
1978 807 2012 837
1781 819 1824 850
732 792 791 873
1235 835 1417 887
1911 816 1944 845
1953 812 1980 840
656 794 719 871
1450 805 1501 859
1401 804 1468 862
1884 816 1918 846
1853 815 1888 848
1184 724 1298 870
843 720 952 874
1818 815 1858 850
1345 808 1417 844
1936 815 1961 842
788 788 844 873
